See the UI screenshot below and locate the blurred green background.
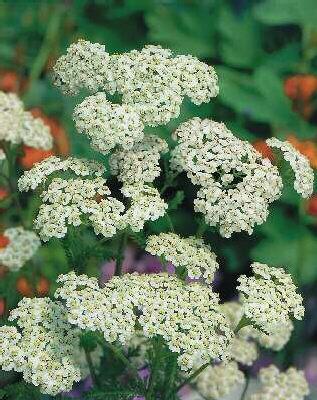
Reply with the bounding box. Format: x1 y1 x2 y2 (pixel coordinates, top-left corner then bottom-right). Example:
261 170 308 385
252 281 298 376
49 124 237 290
0 0 317 397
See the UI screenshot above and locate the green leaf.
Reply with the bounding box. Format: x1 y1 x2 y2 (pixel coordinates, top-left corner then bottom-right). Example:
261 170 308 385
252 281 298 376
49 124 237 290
218 6 263 67
85 383 141 400
253 0 317 27
145 6 216 57
168 191 184 211
252 208 317 285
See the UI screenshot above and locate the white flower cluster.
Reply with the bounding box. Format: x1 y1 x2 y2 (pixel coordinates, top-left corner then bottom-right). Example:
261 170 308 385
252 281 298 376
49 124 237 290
221 301 294 352
0 91 53 150
52 40 114 95
196 362 245 400
18 157 166 240
121 184 167 232
228 336 258 366
55 272 233 371
54 41 218 133
0 298 82 395
113 45 218 126
73 92 144 154
34 177 125 241
237 263 304 335
0 227 40 271
109 134 168 183
250 365 309 400
266 138 314 198
145 233 219 283
172 118 283 238
18 156 105 192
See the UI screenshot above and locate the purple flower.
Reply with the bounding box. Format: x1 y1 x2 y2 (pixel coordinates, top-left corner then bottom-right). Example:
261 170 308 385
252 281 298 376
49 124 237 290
63 376 92 398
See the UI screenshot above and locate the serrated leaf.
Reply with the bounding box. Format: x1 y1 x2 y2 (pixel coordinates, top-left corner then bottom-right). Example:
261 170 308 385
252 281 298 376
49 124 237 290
218 6 263 67
145 6 216 57
253 0 317 27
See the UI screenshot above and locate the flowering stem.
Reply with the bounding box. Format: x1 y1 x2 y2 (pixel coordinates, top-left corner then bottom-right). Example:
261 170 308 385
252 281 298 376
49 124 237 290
146 337 163 399
176 363 209 392
23 4 65 105
84 347 98 386
240 377 249 400
163 354 178 399
115 231 128 276
102 340 145 390
3 144 25 226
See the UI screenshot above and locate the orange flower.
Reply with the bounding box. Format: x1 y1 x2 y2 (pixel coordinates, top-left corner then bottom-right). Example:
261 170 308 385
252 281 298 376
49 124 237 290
0 70 27 93
284 75 317 101
19 145 54 169
0 234 10 249
287 134 317 169
307 195 317 216
30 108 70 156
0 187 9 201
16 277 33 297
36 276 50 297
252 140 274 162
0 298 5 316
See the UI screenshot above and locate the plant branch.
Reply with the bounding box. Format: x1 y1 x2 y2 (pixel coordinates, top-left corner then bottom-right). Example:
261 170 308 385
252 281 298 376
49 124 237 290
176 363 209 392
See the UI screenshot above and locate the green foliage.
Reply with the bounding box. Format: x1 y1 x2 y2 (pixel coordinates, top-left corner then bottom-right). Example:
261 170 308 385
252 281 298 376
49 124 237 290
0 382 41 400
85 383 140 400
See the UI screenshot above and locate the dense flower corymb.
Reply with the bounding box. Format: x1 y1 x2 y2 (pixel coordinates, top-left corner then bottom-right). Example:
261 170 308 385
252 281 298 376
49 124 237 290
266 137 314 198
196 362 245 400
172 118 283 237
34 177 125 241
18 155 105 192
0 298 82 395
55 272 233 371
0 91 53 150
237 263 304 334
54 40 219 129
0 227 40 271
109 134 168 184
73 92 144 154
249 365 309 400
146 233 219 283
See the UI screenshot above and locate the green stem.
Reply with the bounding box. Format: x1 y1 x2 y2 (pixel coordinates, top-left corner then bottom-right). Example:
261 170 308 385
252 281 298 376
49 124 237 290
234 315 251 334
101 339 143 388
3 144 25 226
176 363 209 392
165 213 175 233
84 347 98 386
163 354 178 399
240 377 249 400
146 338 163 400
115 231 127 276
23 4 65 104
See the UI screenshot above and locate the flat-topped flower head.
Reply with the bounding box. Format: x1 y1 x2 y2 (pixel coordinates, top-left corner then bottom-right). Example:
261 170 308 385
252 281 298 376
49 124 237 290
121 183 168 232
228 336 258 366
249 365 309 400
237 263 304 334
196 362 245 400
0 298 82 395
172 118 283 237
0 227 40 271
55 272 233 371
53 39 114 95
109 134 168 183
146 233 219 283
221 301 294 351
0 91 53 150
54 41 218 128
73 92 144 154
18 156 105 192
266 137 314 198
34 177 125 241
114 45 218 126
